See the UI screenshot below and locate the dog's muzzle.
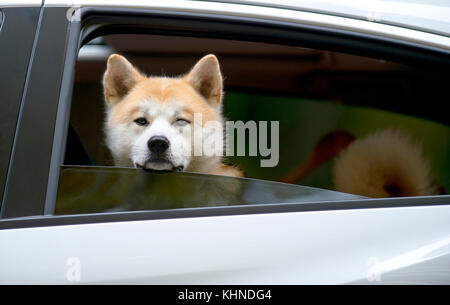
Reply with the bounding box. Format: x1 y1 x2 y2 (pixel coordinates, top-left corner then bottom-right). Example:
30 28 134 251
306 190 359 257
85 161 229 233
135 136 183 172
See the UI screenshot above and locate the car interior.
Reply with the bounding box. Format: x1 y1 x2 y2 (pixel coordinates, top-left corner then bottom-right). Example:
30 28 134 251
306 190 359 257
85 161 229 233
60 33 449 214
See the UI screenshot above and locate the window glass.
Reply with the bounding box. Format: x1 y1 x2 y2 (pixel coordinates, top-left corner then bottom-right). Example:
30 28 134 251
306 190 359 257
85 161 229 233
55 166 361 215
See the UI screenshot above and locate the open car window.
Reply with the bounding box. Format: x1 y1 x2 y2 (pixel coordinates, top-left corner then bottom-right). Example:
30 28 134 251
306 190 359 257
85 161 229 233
65 33 449 204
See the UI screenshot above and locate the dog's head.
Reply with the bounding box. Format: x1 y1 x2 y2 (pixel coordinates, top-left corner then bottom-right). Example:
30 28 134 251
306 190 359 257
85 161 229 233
103 54 224 172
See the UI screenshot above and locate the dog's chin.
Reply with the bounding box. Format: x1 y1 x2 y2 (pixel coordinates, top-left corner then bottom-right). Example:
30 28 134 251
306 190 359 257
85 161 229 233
135 160 184 172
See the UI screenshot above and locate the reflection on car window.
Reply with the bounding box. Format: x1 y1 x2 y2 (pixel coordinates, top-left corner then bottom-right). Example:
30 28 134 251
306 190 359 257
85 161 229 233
55 166 362 215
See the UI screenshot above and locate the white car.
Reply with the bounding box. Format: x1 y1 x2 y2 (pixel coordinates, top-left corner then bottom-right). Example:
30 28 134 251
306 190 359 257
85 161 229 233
0 0 449 285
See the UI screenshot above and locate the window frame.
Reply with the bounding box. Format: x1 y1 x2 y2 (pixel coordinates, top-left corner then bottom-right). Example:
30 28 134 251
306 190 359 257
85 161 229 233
0 5 449 226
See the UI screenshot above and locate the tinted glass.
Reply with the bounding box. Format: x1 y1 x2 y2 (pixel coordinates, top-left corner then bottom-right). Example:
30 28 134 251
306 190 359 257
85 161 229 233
0 7 40 210
55 166 362 215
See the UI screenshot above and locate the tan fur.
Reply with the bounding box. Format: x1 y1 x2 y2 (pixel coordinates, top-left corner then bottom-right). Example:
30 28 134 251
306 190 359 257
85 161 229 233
109 78 219 126
103 54 242 177
184 55 223 108
333 128 438 197
213 163 245 177
103 54 145 106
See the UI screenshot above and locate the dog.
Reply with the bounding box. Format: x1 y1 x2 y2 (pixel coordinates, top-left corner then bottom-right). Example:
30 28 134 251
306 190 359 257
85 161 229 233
282 128 443 197
333 128 441 197
102 54 243 177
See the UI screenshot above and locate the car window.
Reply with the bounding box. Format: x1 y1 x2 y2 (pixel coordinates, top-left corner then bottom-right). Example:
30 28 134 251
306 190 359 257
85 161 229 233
0 10 3 32
51 30 450 218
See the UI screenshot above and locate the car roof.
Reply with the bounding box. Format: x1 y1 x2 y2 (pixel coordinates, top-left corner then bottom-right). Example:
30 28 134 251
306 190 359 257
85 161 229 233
5 0 449 50
0 0 41 7
39 0 450 38
220 0 450 37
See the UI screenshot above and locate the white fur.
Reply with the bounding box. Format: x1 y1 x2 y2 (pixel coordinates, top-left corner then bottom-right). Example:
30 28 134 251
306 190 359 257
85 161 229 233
105 99 226 172
333 128 438 197
106 100 194 170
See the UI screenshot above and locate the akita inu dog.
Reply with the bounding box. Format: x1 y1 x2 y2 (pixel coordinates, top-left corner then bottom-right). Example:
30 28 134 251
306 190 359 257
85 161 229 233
103 54 242 177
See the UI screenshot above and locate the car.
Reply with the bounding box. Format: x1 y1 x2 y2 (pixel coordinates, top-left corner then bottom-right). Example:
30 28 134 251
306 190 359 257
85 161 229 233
0 0 449 285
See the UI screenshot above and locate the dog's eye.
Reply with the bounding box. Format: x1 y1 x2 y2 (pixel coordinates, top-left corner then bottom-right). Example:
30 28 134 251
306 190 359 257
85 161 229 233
134 118 149 126
174 118 191 126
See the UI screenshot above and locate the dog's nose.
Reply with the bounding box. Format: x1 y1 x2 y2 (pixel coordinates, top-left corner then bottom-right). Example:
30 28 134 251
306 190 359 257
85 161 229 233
148 136 170 154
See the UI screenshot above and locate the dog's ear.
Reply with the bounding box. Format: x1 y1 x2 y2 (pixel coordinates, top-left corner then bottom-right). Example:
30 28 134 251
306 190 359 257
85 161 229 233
103 54 143 106
184 54 223 108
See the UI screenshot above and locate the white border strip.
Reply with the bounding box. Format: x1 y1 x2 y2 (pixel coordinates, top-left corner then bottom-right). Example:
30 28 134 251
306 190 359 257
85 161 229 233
45 0 450 50
0 0 41 8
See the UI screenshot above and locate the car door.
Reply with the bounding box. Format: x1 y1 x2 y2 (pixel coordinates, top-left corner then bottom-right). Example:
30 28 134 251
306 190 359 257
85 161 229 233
0 0 449 284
